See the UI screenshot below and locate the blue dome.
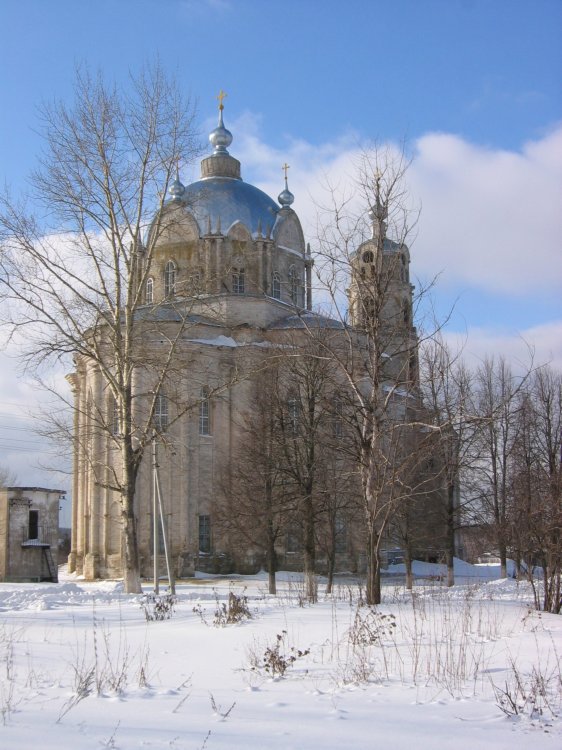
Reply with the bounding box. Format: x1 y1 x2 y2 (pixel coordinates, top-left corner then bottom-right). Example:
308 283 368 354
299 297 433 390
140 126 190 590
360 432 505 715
181 176 279 236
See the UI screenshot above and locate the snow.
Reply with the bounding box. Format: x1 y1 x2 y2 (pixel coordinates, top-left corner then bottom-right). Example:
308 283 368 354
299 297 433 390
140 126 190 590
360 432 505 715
186 335 239 347
186 336 276 349
0 564 560 749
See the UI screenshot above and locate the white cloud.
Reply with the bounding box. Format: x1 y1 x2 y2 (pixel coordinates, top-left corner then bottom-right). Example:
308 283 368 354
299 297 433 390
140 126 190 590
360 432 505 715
409 126 562 295
444 319 562 373
228 115 562 298
224 114 562 374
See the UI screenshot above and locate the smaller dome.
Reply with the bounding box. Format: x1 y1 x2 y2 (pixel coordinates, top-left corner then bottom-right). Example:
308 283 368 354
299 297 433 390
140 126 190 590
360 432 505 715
169 177 185 201
278 164 295 207
209 109 233 154
278 186 294 207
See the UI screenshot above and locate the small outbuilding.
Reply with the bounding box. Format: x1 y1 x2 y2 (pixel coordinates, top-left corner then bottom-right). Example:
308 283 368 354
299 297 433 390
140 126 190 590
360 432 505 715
0 486 64 582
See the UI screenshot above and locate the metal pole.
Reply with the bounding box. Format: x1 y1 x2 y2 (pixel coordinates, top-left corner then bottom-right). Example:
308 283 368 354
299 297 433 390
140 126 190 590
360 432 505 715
155 462 176 594
152 433 159 593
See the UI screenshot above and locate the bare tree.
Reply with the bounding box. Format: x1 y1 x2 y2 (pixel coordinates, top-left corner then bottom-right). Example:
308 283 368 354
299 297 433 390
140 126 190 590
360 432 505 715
0 65 202 592
308 146 431 604
270 332 340 602
510 367 561 613
419 337 478 586
0 463 18 488
216 370 293 595
472 357 521 578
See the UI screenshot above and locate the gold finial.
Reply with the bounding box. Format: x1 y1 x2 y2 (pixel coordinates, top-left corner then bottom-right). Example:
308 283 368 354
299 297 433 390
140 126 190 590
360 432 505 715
282 163 290 180
217 89 227 111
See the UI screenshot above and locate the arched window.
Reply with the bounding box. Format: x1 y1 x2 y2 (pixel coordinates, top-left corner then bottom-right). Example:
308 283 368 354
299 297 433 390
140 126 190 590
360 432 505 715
145 277 154 304
164 261 176 298
362 250 374 264
199 387 210 435
289 266 299 305
400 254 407 282
232 267 245 294
272 272 281 300
154 392 168 432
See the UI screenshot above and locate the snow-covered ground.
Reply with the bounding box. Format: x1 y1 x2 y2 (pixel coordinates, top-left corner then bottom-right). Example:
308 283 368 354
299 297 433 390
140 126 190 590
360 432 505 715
0 562 560 749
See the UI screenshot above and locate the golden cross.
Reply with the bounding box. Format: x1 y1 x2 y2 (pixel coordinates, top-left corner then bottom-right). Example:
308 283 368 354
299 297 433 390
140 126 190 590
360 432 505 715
282 163 290 179
217 89 227 111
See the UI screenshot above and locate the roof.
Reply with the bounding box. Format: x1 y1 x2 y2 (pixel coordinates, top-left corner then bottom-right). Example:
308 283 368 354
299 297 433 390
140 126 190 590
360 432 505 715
3 486 65 494
178 176 280 236
268 310 346 331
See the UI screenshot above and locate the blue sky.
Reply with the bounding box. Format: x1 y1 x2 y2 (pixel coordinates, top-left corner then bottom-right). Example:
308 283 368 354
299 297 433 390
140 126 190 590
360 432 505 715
0 0 561 495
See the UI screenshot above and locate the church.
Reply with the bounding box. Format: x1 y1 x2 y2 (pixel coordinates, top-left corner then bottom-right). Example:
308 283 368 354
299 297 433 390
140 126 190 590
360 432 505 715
67 99 447 582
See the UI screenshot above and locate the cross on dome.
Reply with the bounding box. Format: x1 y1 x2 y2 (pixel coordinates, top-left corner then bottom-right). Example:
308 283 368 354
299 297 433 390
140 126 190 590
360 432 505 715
217 89 227 111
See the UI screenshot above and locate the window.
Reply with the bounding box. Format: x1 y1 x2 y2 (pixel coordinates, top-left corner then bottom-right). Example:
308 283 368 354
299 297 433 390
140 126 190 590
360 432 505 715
287 396 299 435
199 387 210 435
409 351 417 383
403 299 410 325
289 266 299 305
272 272 281 300
110 395 119 435
151 516 165 554
145 277 154 304
198 514 211 554
28 510 39 540
362 297 375 326
335 516 347 554
188 270 202 295
164 261 176 297
400 254 407 282
286 526 302 553
232 267 245 294
154 392 168 432
362 250 374 264
332 399 343 439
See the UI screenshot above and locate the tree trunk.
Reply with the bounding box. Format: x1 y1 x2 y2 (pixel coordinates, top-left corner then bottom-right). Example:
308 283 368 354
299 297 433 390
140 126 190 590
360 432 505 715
446 482 455 587
366 530 381 605
325 553 335 595
405 548 413 590
122 441 142 593
266 527 277 595
303 499 317 603
499 540 507 579
123 506 142 593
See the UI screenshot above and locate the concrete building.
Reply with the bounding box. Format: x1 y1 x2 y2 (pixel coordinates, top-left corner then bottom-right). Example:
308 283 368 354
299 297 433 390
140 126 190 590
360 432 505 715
0 486 62 582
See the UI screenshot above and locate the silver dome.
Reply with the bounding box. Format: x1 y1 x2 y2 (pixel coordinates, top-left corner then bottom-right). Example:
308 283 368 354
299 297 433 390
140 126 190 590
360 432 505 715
181 177 279 236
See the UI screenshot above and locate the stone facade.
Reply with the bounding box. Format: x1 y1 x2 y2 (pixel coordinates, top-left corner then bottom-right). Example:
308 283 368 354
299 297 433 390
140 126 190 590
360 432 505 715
68 107 449 581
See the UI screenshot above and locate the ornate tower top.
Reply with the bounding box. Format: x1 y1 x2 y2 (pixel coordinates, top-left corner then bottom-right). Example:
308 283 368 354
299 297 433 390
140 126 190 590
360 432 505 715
209 89 234 155
278 162 295 207
369 171 388 241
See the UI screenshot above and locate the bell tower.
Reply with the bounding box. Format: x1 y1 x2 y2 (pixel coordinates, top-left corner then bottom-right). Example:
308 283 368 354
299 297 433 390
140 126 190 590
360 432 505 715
347 203 418 386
